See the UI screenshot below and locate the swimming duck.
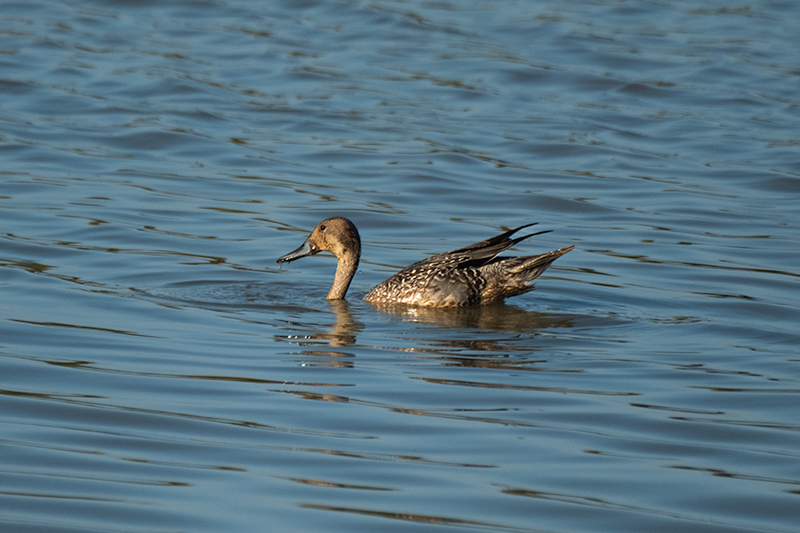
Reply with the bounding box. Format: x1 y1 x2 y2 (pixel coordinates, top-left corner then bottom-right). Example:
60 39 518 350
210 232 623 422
277 217 573 307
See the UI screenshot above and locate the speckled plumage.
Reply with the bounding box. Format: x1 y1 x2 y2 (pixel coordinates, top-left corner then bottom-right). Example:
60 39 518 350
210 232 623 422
277 217 574 307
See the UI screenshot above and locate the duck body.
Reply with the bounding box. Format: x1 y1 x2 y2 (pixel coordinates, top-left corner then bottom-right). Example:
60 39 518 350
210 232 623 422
277 217 573 308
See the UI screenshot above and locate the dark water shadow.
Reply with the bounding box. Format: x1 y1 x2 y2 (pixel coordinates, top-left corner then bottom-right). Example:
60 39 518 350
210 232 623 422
137 280 622 354
272 299 365 349
366 301 577 332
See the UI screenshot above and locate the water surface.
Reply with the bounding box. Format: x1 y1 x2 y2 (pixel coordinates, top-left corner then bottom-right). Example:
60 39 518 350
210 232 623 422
2 1 799 532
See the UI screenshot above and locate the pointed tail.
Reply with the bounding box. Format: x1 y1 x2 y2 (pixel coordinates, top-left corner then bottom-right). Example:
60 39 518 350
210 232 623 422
510 245 575 282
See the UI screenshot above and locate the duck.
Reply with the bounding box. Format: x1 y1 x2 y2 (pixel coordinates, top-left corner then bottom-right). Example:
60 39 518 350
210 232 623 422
277 217 574 307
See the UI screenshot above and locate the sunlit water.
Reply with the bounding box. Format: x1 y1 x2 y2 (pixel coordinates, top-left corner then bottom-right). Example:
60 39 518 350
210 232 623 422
2 1 799 532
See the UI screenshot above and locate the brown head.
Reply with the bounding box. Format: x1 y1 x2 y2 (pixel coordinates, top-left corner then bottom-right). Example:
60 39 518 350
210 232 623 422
276 217 361 300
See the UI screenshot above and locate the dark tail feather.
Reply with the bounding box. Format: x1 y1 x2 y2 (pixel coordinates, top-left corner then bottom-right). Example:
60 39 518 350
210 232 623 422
508 229 553 249
451 224 555 263
451 223 538 253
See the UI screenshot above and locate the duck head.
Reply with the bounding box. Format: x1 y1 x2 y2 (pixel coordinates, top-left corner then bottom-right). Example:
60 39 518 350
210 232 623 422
276 217 361 300
277 217 361 264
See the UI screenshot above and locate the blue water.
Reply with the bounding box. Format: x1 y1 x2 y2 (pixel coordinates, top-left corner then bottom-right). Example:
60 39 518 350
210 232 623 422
2 1 799 531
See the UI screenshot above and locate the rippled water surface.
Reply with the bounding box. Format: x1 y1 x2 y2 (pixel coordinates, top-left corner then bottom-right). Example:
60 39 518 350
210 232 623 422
2 1 800 531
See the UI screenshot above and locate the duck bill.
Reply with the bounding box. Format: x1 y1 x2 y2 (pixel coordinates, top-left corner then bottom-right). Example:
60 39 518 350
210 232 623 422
277 238 314 264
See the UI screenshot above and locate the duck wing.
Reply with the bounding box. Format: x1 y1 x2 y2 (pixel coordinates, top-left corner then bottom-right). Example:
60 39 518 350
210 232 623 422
411 223 552 269
364 223 569 306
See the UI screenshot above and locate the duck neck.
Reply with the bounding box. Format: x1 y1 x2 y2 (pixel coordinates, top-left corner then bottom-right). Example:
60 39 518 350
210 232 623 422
327 251 359 300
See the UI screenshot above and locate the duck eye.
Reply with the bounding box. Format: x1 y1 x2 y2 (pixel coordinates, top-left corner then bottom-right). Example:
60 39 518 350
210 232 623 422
319 225 326 231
